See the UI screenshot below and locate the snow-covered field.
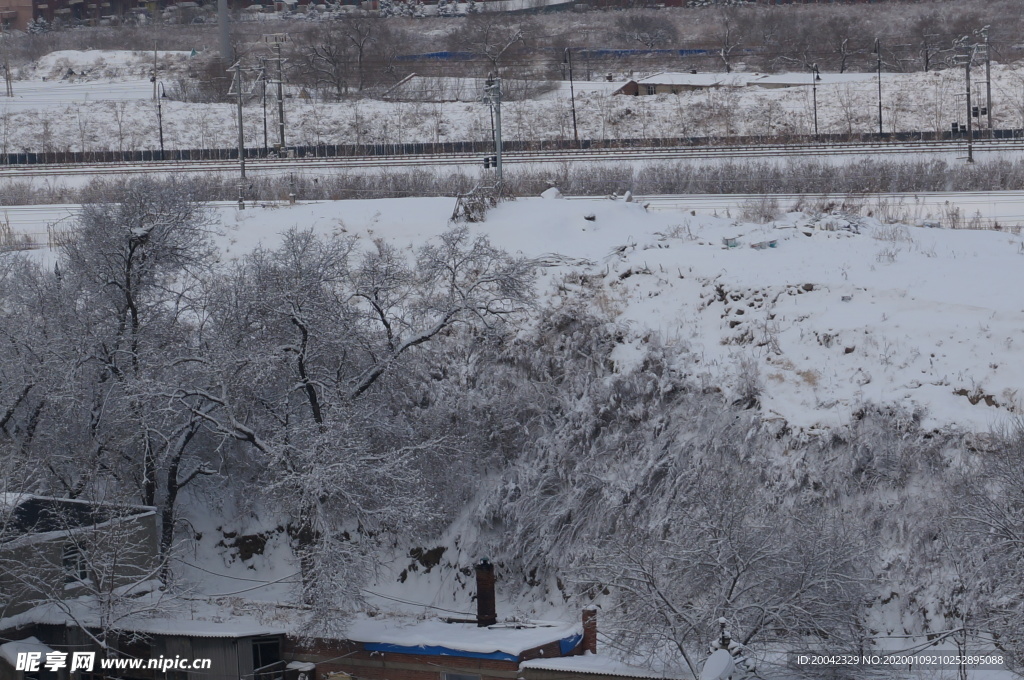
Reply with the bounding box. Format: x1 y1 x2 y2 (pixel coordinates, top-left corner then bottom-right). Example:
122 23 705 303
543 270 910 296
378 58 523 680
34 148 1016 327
4 50 1024 152
10 193 1023 436
211 195 1024 435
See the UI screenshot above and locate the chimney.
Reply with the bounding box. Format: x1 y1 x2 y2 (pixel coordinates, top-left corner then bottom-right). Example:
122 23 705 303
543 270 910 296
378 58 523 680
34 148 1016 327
582 607 597 654
475 558 497 627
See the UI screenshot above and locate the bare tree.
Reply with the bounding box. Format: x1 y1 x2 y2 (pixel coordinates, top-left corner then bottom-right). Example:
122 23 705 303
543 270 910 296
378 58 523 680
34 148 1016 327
956 424 1024 670
715 8 744 74
17 179 222 571
581 471 867 677
166 226 534 630
615 11 679 50
448 15 531 77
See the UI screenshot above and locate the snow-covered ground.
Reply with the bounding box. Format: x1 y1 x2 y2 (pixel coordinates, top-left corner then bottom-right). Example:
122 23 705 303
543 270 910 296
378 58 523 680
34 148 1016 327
9 193 1024 436
4 50 1024 152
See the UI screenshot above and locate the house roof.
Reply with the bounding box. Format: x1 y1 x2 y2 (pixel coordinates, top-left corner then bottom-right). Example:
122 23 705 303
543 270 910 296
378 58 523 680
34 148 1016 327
631 71 890 90
635 72 747 87
746 71 882 87
346 616 583 661
0 637 54 667
0 595 287 640
1 494 155 543
521 654 678 679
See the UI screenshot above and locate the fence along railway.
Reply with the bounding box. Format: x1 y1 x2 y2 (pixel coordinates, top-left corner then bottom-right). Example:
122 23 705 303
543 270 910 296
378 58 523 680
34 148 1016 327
2 129 1023 167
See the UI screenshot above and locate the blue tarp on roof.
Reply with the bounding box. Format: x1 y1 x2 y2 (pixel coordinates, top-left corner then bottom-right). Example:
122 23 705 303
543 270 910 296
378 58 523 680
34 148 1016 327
363 633 583 662
363 643 519 662
559 633 584 655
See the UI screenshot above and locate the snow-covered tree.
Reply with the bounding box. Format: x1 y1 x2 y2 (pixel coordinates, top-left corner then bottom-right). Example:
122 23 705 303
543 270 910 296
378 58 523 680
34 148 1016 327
173 226 534 632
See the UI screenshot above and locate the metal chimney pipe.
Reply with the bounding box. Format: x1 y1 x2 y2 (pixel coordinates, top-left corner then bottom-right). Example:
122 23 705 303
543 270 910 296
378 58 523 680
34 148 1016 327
475 558 497 627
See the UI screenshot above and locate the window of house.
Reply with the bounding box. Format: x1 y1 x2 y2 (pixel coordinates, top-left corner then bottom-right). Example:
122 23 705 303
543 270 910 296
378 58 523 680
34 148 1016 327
645 85 656 95
442 673 481 680
62 544 88 584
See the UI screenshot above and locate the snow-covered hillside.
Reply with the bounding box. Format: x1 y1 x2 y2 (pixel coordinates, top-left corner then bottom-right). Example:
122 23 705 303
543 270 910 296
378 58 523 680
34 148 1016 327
152 195 1024 435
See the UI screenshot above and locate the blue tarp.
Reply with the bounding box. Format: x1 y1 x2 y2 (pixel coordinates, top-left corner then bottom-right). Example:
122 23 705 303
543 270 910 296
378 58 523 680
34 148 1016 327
396 51 477 62
363 633 584 662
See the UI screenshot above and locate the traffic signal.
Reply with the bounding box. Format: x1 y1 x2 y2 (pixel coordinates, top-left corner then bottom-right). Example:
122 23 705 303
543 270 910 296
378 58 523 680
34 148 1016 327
483 155 497 168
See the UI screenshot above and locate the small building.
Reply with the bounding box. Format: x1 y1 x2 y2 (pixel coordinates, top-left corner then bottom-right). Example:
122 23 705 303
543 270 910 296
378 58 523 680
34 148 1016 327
289 561 594 680
616 72 749 96
0 494 158 618
521 653 678 680
290 616 589 680
616 70 884 96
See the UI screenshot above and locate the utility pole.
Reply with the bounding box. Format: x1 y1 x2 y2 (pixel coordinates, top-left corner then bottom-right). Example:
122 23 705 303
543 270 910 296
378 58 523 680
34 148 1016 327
153 43 158 101
564 47 579 147
811 64 819 139
2 26 12 97
228 62 247 208
155 82 164 160
266 34 288 151
983 26 992 134
966 47 973 163
875 38 883 135
260 59 268 155
218 0 231 63
955 40 975 164
484 74 503 186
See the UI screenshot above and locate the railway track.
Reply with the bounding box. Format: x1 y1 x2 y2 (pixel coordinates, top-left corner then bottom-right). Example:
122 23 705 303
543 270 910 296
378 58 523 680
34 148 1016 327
0 137 1019 180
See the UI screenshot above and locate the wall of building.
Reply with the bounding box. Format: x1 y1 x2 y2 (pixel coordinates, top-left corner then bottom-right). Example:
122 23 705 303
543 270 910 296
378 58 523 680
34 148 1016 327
0 512 159 618
287 640 524 680
0 0 30 31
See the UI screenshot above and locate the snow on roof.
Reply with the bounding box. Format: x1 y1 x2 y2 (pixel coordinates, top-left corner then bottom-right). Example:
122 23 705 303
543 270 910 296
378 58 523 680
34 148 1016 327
346 616 582 660
0 596 286 640
0 493 27 510
0 637 53 666
747 72 887 86
521 654 679 679
0 494 156 546
636 72 747 87
634 71 888 89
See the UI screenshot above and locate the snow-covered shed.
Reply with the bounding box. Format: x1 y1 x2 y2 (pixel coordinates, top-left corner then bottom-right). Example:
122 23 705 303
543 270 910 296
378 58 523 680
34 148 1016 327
0 598 290 680
520 654 678 680
616 72 748 96
288 615 588 680
287 561 595 680
0 637 56 680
